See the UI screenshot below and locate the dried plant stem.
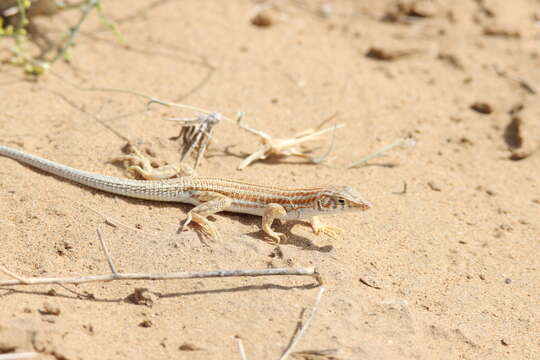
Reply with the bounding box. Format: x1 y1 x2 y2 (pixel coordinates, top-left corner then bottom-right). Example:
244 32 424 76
167 112 222 168
236 337 249 360
96 226 117 274
0 353 38 360
0 267 321 287
0 264 29 284
278 287 326 360
310 123 340 164
0 227 321 287
79 202 160 236
236 116 345 170
348 138 416 168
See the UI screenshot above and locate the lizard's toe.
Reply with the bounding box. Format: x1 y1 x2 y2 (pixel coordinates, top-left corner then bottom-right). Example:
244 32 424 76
267 232 287 244
313 225 343 239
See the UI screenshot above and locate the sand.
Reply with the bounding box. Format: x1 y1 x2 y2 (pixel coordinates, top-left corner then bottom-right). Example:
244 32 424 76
0 0 539 359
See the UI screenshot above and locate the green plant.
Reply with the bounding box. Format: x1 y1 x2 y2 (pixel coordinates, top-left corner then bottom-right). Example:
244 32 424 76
0 0 122 76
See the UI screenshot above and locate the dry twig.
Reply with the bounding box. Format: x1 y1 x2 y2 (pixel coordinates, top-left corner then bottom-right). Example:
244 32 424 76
79 202 161 236
348 138 416 168
0 264 29 284
236 115 344 170
96 226 117 274
167 112 223 168
392 181 408 195
493 65 536 95
0 267 321 287
279 287 326 360
0 230 322 287
236 336 249 360
0 352 38 360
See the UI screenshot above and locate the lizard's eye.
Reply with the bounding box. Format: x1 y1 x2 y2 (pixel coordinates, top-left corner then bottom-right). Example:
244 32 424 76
337 198 346 205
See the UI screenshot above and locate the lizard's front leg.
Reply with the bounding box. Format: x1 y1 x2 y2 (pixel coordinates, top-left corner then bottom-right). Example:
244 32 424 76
179 192 232 240
310 216 342 239
262 203 288 243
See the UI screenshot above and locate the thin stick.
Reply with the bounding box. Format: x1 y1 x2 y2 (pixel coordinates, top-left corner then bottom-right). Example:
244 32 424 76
0 267 321 286
310 124 340 164
96 227 117 275
392 181 408 195
0 264 29 284
278 287 326 360
48 71 235 124
0 353 38 360
314 111 339 131
236 337 249 360
80 203 160 237
148 99 231 121
348 138 416 168
493 65 536 95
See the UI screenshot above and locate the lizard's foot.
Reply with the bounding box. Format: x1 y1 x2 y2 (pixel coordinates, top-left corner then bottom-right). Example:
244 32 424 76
191 213 221 240
178 213 193 233
310 216 342 239
178 213 221 240
178 194 230 241
262 203 288 243
266 231 288 244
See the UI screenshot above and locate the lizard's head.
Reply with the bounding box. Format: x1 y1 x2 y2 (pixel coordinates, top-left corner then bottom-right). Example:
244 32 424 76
316 185 372 214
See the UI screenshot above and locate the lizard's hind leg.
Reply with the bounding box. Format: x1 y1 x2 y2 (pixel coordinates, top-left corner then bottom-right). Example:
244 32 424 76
179 192 232 240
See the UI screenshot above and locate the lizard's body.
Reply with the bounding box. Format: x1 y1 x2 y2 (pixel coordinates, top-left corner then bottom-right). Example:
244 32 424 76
0 145 371 241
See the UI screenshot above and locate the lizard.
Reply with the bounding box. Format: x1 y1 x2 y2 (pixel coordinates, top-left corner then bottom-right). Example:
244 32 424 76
0 145 372 242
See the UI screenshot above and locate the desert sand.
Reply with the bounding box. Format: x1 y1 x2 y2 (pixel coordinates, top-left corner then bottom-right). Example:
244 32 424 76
0 1 539 359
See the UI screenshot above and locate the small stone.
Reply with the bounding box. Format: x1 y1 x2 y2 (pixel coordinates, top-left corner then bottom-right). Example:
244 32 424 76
509 151 531 161
484 26 520 38
504 278 512 284
318 3 333 18
139 320 153 328
251 11 274 27
39 302 60 316
470 102 493 114
427 181 442 192
179 343 202 351
83 323 94 335
126 288 159 307
365 46 417 61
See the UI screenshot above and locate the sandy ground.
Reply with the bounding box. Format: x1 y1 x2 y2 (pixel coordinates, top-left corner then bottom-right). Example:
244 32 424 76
1 1 539 359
